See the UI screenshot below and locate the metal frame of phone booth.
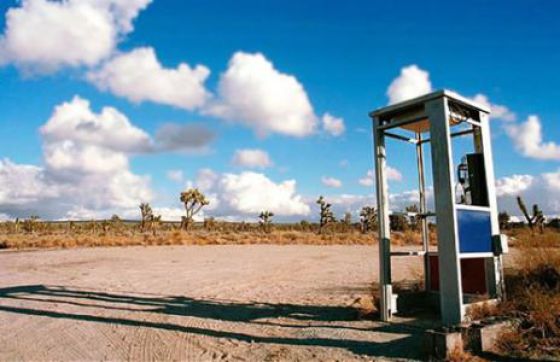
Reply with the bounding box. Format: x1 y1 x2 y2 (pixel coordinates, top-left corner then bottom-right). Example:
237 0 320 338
369 90 507 326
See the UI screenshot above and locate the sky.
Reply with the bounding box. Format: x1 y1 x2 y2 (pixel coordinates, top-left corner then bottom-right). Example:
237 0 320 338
0 0 559 222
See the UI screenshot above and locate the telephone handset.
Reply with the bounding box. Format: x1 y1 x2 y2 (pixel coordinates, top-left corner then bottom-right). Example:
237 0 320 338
455 153 489 206
455 156 470 204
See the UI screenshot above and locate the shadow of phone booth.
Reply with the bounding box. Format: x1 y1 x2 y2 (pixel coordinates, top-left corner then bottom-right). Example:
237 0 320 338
369 90 507 326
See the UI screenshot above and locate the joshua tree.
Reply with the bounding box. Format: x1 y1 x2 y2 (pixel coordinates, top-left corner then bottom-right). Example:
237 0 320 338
498 211 511 230
360 206 377 234
405 204 421 230
14 218 20 234
317 196 335 234
68 221 76 234
390 214 408 232
180 188 209 231
139 203 153 232
23 215 40 233
259 211 274 233
343 212 352 225
203 217 216 231
150 215 162 236
101 220 110 234
517 196 545 234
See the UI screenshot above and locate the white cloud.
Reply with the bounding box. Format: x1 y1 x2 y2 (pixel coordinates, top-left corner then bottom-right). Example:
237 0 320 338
232 149 273 169
321 113 345 136
88 47 210 110
495 174 534 197
359 170 374 187
495 170 560 217
321 176 342 188
205 52 318 137
0 97 153 220
167 170 184 183
387 65 432 105
470 94 516 122
386 166 403 182
359 166 402 186
152 207 190 222
506 115 560 160
192 169 310 217
0 0 151 72
40 96 151 153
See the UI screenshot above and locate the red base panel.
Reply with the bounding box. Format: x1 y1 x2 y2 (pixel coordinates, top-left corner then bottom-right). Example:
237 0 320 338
429 255 487 295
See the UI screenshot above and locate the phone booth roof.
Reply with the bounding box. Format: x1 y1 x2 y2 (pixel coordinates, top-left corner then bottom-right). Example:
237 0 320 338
369 89 490 133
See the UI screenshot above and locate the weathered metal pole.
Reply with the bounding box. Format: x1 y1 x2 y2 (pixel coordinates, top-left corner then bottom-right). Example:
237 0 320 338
426 97 464 325
373 122 393 321
416 132 431 291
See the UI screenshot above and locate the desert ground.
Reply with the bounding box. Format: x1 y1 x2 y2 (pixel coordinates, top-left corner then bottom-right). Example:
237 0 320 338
0 244 445 361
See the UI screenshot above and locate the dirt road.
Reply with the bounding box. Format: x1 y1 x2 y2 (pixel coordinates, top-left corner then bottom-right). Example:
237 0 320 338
0 245 428 361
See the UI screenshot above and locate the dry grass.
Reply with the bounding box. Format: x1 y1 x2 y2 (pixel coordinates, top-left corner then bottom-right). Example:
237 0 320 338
495 245 560 360
506 228 560 248
0 228 380 250
466 299 500 321
446 348 488 362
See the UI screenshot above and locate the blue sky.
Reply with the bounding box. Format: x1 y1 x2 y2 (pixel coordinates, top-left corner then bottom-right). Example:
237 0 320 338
0 0 559 221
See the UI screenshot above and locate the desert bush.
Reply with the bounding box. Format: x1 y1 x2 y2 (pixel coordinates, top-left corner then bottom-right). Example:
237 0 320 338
389 214 408 232
496 246 560 359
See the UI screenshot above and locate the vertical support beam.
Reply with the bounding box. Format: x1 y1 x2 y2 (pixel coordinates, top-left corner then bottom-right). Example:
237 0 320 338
416 132 431 291
426 97 464 325
474 113 504 299
373 119 392 321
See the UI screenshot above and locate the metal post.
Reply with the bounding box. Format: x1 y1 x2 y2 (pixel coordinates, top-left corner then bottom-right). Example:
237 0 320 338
374 121 392 321
426 97 464 325
416 132 431 291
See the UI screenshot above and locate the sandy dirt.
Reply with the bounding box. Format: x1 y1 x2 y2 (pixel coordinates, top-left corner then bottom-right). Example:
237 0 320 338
0 245 435 361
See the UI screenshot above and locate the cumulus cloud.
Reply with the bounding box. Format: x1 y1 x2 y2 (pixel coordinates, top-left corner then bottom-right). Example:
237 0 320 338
506 115 560 160
232 149 273 169
191 169 310 218
152 207 188 222
387 65 432 104
470 94 516 122
359 166 402 186
0 0 151 72
0 97 153 220
321 113 345 136
495 174 534 197
321 176 342 188
40 96 152 153
386 166 403 182
166 170 184 183
205 52 318 137
496 170 560 217
154 123 215 153
88 47 211 110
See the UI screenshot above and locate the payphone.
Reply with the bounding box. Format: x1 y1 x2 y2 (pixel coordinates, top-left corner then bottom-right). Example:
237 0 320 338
456 153 489 207
370 90 507 325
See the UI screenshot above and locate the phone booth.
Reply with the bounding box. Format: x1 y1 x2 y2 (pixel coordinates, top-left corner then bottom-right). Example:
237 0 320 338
369 90 507 326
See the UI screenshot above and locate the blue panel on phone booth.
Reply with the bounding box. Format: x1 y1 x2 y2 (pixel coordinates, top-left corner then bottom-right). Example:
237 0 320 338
457 209 492 253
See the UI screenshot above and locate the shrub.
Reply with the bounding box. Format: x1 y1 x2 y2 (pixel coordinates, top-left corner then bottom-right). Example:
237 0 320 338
497 246 560 359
